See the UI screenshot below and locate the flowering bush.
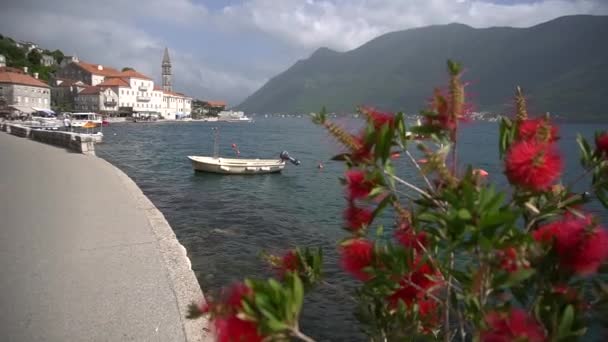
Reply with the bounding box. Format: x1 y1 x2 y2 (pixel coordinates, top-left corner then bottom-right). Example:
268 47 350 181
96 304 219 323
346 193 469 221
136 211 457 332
188 61 608 341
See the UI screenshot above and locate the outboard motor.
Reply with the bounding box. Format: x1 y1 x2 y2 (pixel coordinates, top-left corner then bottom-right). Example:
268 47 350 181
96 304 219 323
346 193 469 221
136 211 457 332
280 151 301 165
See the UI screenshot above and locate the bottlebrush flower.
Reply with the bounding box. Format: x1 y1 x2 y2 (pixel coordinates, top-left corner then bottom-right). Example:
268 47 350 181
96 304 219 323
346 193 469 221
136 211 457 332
534 216 608 275
216 316 263 342
362 106 395 129
505 141 562 191
203 283 265 342
340 239 374 281
351 132 374 163
345 169 373 200
388 262 440 307
394 223 427 253
517 118 559 143
276 250 299 277
497 247 529 273
596 132 608 157
481 309 546 342
388 260 441 331
344 202 373 232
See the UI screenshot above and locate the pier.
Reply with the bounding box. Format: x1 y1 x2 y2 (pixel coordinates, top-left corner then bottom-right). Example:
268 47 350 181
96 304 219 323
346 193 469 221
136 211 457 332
0 131 210 341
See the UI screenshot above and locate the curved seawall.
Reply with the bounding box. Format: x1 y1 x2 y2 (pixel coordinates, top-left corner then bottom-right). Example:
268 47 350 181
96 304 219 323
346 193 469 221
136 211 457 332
0 131 211 341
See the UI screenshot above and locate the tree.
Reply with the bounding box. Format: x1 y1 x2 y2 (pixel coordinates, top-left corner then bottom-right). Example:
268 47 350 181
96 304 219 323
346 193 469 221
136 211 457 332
121 67 134 72
50 49 63 63
187 61 608 341
27 49 41 66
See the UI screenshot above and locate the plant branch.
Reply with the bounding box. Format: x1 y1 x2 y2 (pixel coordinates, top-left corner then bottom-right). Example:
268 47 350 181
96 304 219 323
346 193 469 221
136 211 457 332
290 327 316 342
444 253 454 342
405 149 434 191
385 172 433 199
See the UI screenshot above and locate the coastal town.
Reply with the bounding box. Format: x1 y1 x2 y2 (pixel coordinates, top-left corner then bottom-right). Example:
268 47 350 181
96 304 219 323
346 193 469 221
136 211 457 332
0 36 228 122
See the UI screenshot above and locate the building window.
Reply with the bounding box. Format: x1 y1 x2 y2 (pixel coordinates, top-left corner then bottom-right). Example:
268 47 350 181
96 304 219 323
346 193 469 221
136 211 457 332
38 98 42 104
24 97 29 103
17 96 21 103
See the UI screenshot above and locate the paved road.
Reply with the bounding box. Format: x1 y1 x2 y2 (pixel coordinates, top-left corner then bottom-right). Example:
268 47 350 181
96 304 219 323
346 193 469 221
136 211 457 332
0 133 206 341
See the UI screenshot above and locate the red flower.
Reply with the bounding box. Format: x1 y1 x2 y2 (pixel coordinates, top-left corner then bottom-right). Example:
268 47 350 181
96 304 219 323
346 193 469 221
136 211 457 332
351 132 374 163
497 247 519 273
344 202 373 231
216 316 264 342
482 309 545 342
207 283 265 342
363 106 395 129
226 283 252 309
340 239 374 281
505 141 562 191
388 260 441 331
345 169 373 200
596 132 608 157
517 118 559 143
394 223 427 252
277 250 299 277
534 216 608 275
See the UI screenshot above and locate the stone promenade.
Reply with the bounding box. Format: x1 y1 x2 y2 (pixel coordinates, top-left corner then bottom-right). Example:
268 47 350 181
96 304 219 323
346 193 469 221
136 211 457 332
0 133 210 341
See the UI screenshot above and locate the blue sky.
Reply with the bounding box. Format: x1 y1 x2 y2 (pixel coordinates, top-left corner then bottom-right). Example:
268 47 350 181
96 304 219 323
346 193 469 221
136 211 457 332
1 0 607 106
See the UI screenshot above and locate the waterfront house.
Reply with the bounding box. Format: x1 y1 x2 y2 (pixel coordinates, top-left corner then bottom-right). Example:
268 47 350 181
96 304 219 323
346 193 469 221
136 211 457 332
0 66 50 117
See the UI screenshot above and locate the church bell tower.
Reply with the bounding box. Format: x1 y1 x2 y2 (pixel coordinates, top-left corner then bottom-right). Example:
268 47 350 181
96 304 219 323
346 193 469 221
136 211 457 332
162 47 172 92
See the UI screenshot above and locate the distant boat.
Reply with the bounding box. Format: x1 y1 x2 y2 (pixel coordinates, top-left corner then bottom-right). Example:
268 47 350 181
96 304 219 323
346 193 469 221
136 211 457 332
217 110 253 122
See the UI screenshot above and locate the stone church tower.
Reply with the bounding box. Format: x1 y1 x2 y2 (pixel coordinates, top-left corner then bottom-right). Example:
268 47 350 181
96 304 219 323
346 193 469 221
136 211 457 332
162 47 172 92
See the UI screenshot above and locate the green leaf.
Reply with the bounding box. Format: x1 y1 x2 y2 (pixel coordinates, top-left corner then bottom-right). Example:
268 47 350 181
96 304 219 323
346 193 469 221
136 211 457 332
458 208 472 220
503 269 536 288
557 305 574 340
292 274 304 314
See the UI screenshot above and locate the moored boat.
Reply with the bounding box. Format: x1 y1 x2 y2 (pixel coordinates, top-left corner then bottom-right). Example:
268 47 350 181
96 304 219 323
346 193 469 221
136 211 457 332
189 151 300 175
188 156 286 174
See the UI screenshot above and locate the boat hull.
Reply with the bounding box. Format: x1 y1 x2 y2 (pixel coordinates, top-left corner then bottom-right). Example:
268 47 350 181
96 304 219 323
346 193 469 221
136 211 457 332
188 156 285 174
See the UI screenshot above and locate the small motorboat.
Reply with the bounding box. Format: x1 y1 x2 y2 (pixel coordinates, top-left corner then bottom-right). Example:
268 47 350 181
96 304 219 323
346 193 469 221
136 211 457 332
189 127 299 174
188 151 300 174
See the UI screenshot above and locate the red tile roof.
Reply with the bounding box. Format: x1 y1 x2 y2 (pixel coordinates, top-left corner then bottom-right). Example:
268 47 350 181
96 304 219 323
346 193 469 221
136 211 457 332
163 90 191 98
205 100 226 107
0 69 49 88
118 69 152 80
74 61 121 77
78 86 102 95
97 77 130 87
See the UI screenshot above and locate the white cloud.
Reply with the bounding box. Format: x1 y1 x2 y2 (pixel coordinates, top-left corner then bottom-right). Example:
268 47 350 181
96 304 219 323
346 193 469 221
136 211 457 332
217 0 608 50
1 0 606 104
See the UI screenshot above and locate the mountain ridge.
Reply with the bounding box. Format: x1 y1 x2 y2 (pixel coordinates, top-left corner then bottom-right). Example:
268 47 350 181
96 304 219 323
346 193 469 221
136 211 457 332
237 15 608 118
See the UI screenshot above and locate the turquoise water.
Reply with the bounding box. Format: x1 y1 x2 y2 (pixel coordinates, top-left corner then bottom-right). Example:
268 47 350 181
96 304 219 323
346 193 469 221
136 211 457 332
96 118 605 341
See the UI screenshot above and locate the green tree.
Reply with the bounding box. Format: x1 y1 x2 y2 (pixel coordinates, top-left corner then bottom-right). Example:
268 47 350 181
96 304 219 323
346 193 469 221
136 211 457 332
122 67 134 72
51 49 64 63
27 49 42 66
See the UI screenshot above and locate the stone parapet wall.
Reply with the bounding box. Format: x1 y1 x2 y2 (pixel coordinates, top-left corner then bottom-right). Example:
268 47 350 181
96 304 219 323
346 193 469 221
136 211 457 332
1 122 96 155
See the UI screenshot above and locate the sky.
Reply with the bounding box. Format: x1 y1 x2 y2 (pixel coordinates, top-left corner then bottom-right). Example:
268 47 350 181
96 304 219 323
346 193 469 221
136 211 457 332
1 0 607 106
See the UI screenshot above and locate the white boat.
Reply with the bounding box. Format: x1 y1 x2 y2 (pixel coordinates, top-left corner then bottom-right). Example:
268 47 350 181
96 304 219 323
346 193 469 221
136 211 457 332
188 156 286 174
70 112 103 127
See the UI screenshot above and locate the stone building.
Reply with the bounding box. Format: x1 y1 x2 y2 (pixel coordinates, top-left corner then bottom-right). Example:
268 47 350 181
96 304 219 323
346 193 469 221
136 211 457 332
0 67 50 117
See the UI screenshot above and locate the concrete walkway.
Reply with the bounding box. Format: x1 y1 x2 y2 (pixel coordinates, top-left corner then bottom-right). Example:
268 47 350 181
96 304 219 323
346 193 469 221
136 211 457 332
0 133 209 341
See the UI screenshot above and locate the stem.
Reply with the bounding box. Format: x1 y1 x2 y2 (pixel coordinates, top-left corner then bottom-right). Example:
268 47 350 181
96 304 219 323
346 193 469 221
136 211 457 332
290 327 316 342
385 172 432 199
444 253 454 342
405 149 434 191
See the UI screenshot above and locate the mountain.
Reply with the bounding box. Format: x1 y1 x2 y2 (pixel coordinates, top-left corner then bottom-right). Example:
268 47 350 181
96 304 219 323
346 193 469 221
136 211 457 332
237 15 608 119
